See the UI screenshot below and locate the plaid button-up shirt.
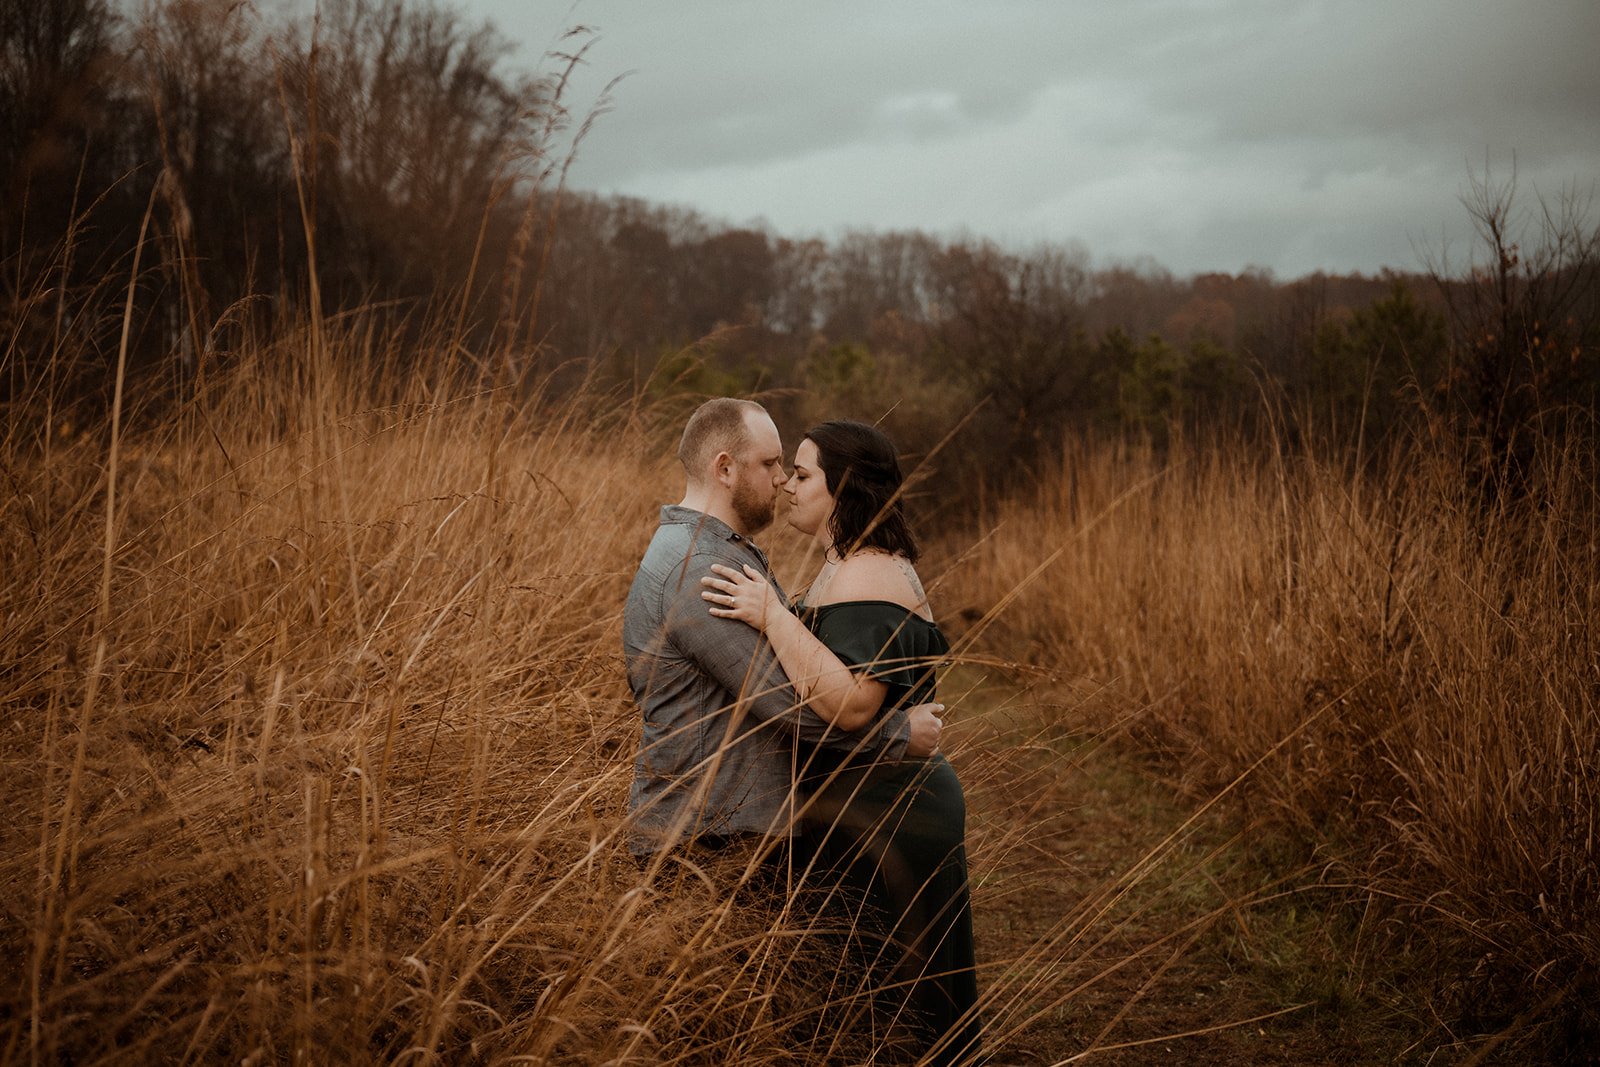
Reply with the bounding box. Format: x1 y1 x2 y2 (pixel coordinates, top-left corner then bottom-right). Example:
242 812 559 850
623 506 912 851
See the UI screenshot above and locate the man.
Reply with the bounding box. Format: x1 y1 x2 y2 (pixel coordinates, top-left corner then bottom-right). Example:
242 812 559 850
623 397 943 854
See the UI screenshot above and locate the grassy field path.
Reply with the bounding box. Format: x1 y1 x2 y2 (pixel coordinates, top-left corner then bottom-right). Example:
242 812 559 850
947 674 1416 1065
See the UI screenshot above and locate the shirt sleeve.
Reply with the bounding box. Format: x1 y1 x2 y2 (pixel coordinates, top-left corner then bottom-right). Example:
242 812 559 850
663 547 911 761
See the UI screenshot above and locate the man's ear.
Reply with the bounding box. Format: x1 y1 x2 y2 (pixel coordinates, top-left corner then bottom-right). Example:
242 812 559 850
711 450 736 486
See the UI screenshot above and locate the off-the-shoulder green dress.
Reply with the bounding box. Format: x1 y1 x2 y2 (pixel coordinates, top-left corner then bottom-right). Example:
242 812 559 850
795 599 980 1065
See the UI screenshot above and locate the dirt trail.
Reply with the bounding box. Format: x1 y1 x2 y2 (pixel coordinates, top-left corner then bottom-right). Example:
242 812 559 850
948 675 1412 1065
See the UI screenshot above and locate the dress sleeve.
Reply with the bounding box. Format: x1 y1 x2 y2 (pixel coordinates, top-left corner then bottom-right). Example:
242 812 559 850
809 605 944 695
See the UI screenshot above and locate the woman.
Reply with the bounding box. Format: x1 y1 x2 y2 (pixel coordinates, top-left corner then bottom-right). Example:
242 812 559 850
701 420 980 1065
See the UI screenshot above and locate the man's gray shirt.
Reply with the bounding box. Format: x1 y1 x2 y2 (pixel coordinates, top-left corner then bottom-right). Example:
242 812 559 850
623 506 912 850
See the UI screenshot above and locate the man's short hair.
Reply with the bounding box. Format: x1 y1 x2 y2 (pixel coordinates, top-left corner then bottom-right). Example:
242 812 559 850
678 398 763 479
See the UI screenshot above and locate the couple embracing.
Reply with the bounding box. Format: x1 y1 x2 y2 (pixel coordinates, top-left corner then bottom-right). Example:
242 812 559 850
622 398 981 1064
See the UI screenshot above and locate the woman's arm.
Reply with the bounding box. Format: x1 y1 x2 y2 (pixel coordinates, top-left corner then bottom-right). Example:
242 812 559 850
702 563 886 732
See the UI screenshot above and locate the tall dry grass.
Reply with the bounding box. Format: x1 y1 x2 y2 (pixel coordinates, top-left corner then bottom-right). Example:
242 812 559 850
1 310 881 1062
946 427 1600 1054
3 307 1174 1064
8 272 1593 1059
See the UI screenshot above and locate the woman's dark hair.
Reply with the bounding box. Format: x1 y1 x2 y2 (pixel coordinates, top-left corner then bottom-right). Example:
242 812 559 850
804 420 920 563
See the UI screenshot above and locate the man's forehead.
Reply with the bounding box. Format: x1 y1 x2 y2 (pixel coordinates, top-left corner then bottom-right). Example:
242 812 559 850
743 410 783 455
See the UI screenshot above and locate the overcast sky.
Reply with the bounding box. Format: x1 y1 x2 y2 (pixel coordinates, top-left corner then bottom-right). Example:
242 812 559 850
469 0 1599 280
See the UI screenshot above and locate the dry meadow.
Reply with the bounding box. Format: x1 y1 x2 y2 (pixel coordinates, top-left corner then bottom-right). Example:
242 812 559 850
2 316 1596 1063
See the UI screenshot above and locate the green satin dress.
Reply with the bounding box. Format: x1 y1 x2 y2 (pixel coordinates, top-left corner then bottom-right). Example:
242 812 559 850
795 600 981 1065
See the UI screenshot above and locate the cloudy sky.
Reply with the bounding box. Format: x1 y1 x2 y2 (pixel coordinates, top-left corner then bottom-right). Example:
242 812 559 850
471 0 1599 279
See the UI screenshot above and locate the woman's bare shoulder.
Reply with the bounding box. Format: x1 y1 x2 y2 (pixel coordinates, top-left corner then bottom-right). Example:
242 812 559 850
816 552 927 615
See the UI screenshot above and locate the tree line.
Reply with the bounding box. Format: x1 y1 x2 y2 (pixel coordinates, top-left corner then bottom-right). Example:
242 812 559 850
5 0 1597 496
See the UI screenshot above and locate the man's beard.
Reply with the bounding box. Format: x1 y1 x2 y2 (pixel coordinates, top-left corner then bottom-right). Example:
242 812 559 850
731 476 776 534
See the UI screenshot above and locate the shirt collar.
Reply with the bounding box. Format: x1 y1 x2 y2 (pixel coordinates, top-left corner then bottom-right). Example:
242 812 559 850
659 505 770 563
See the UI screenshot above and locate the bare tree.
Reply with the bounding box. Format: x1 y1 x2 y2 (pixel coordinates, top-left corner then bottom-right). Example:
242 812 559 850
927 240 1096 474
1429 166 1600 495
275 0 551 308
1 0 118 253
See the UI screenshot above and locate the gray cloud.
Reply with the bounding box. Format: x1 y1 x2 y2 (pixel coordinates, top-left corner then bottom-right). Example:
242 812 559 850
477 0 1600 277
